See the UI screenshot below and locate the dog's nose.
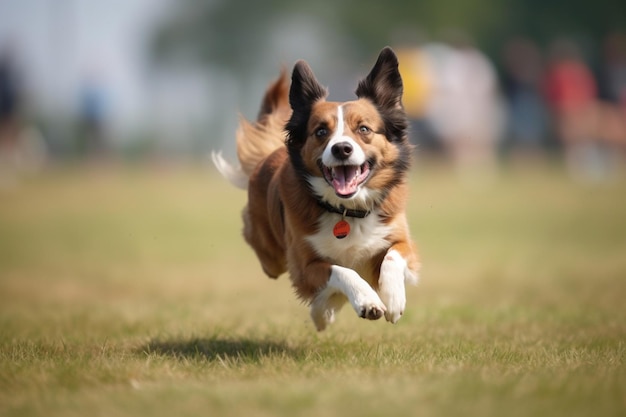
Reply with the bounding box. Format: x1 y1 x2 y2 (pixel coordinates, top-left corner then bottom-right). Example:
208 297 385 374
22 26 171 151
331 141 353 160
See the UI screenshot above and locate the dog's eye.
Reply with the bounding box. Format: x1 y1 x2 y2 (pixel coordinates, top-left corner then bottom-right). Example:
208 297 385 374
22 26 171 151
358 125 371 134
315 127 328 138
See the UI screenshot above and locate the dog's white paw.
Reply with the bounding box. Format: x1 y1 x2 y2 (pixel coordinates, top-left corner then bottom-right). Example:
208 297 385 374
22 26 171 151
356 302 386 321
378 250 407 324
351 283 387 321
311 265 386 329
343 270 386 321
379 286 405 323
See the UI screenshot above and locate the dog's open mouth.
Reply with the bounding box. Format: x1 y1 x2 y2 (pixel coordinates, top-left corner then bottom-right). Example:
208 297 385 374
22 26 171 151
320 161 372 198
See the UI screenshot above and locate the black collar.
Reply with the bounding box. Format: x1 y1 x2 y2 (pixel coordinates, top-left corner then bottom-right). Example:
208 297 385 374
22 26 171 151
316 199 371 218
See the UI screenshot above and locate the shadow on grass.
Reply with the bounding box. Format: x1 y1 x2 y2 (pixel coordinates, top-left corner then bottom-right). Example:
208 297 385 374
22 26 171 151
140 336 303 363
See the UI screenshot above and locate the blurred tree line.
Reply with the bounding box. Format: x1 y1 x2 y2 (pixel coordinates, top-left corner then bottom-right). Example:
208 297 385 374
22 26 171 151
151 0 626 73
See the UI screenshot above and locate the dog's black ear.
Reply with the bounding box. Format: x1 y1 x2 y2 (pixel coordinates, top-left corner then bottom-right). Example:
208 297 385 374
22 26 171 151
286 60 327 144
289 60 327 113
355 47 403 110
356 47 408 143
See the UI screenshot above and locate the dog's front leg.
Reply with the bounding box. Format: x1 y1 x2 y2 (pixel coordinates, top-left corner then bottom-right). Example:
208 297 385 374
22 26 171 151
310 264 386 331
378 243 419 324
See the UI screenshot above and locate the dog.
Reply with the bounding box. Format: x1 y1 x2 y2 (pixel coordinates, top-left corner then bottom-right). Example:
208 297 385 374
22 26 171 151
213 47 419 331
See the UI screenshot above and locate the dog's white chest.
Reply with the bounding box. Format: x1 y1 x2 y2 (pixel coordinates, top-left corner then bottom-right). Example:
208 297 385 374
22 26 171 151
305 211 391 269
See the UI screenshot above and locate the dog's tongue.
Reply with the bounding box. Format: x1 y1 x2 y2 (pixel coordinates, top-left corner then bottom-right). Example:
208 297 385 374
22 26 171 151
332 165 359 196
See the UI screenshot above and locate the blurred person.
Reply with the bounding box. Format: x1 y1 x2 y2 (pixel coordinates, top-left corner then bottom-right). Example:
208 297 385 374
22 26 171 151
595 32 626 156
77 73 110 159
501 37 549 157
543 39 597 146
396 45 441 153
0 46 47 184
600 31 626 107
423 41 504 179
544 38 625 181
0 47 21 167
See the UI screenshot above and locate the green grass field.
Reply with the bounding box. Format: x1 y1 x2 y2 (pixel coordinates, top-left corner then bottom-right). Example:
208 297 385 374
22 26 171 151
1 161 625 417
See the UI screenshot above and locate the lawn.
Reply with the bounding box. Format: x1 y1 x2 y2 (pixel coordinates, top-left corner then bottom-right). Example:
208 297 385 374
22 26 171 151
0 161 625 417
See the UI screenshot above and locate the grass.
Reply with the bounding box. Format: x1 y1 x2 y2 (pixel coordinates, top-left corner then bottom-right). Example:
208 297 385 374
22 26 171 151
0 161 625 416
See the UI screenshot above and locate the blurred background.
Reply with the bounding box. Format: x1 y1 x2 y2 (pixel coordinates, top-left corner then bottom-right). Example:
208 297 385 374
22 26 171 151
1 0 626 182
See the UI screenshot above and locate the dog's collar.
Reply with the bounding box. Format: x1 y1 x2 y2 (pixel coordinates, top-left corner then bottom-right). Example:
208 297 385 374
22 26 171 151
316 199 371 218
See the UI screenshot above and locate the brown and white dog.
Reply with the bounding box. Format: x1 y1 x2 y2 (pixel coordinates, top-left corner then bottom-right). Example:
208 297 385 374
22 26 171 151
213 47 419 331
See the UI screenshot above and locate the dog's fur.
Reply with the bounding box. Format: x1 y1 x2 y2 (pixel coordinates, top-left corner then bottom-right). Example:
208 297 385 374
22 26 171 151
213 47 419 330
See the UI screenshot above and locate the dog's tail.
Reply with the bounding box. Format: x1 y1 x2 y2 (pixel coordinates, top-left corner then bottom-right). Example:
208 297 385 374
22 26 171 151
212 70 291 189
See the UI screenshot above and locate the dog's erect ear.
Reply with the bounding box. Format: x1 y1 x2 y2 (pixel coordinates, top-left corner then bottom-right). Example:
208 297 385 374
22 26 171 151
355 47 403 110
286 60 327 144
286 61 327 177
356 47 408 144
289 60 327 115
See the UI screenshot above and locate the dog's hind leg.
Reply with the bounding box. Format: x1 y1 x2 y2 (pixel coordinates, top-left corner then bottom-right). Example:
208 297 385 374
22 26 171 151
310 292 347 331
242 207 286 279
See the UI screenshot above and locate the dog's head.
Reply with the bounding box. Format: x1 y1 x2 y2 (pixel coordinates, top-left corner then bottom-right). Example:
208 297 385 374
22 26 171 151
286 47 411 209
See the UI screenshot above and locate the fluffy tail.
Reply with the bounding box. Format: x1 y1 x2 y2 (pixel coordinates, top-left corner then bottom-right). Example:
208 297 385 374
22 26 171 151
212 70 291 189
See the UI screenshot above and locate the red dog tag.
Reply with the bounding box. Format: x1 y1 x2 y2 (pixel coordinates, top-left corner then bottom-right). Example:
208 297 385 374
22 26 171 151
333 220 350 239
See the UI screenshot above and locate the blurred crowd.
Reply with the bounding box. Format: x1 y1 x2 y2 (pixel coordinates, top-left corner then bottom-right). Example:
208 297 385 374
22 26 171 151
397 32 626 181
2 32 626 182
0 44 109 186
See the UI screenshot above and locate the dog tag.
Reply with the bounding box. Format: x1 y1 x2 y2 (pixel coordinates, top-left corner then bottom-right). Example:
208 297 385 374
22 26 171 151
333 220 350 239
